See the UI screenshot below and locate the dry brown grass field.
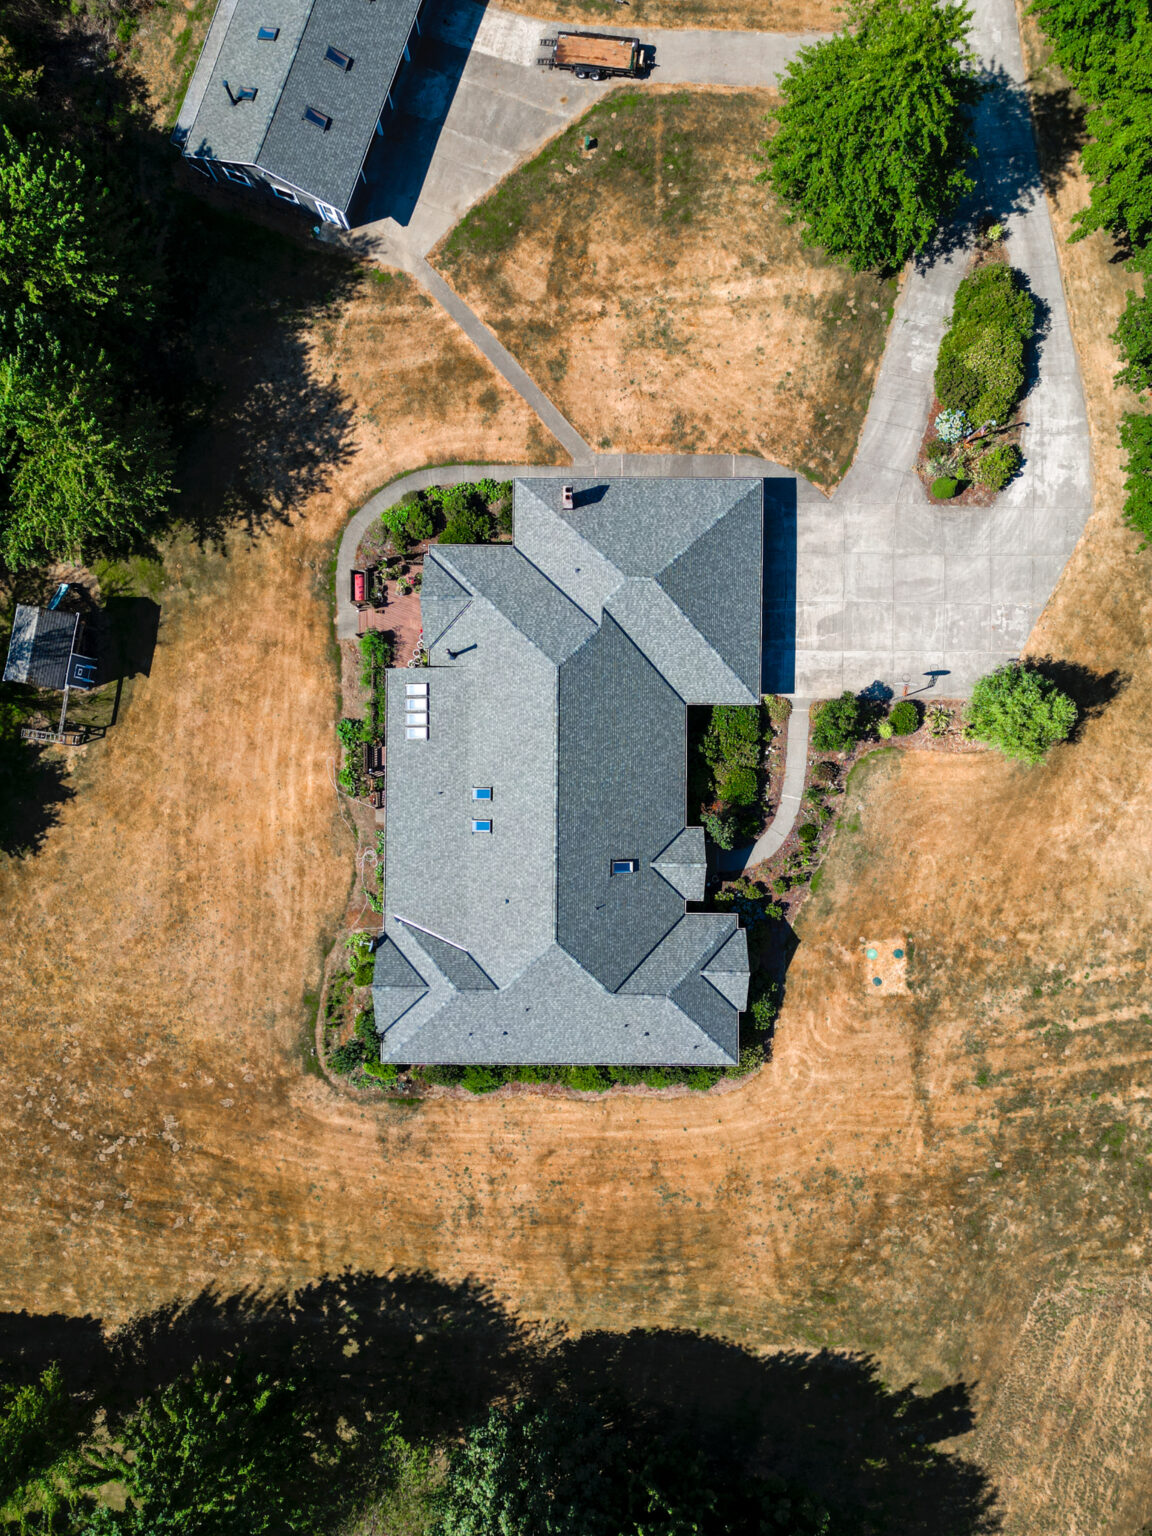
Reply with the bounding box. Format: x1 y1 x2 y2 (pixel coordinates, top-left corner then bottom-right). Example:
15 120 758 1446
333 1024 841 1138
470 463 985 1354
433 88 896 488
4 7 1152 1535
494 0 838 31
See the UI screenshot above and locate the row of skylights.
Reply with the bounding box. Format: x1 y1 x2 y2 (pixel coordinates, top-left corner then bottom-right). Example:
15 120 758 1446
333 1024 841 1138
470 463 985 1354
405 680 428 740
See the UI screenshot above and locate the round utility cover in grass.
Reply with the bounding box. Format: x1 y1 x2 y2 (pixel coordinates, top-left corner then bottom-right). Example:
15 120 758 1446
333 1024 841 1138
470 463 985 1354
861 938 909 996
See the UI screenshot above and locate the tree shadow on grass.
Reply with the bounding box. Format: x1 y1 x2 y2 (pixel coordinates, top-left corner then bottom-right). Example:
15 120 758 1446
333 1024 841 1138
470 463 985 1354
0 1271 1000 1532
1028 656 1127 744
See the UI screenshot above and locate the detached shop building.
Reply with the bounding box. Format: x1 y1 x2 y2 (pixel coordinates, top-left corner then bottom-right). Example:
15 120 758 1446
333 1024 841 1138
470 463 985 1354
172 0 423 227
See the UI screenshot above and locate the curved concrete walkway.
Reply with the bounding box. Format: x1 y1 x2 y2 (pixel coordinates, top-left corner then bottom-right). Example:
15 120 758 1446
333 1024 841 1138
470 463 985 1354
718 700 811 874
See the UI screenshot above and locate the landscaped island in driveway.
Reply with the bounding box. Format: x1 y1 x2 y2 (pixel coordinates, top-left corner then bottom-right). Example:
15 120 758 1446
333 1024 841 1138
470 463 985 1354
373 476 774 1066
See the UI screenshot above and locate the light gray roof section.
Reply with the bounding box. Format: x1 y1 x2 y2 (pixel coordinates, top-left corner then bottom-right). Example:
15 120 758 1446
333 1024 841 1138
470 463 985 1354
511 481 624 623
377 943 740 1065
382 640 558 989
652 826 707 902
656 485 764 697
400 922 497 991
606 580 757 705
553 479 761 579
618 914 738 996
182 0 314 166
3 606 77 689
419 556 472 651
259 0 423 210
435 544 596 665
556 614 685 991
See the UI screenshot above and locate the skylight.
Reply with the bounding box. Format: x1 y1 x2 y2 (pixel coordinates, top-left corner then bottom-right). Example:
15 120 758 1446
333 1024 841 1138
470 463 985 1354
224 80 258 102
472 787 493 801
257 25 279 38
303 106 332 129
471 819 493 834
611 859 639 875
325 45 353 69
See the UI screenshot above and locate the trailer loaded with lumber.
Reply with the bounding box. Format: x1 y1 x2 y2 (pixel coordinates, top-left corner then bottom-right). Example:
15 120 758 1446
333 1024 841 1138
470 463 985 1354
537 30 642 79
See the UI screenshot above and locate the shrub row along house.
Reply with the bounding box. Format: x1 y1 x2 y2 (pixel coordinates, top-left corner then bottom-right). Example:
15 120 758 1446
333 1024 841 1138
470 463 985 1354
173 0 425 226
373 477 770 1066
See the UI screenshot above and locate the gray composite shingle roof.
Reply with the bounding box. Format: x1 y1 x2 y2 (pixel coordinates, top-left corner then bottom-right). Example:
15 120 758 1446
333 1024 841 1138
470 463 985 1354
375 477 768 1066
3 606 79 690
179 0 420 210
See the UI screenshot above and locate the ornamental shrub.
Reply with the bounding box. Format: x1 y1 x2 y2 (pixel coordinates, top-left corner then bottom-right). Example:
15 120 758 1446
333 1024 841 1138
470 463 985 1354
363 1060 398 1085
461 1066 501 1094
935 263 1035 426
439 502 493 544
934 407 969 444
888 699 920 734
966 662 1077 763
797 822 819 845
717 763 759 806
876 718 894 738
704 703 762 768
701 809 736 849
329 1038 366 1073
974 440 1023 490
932 476 959 499
812 690 861 751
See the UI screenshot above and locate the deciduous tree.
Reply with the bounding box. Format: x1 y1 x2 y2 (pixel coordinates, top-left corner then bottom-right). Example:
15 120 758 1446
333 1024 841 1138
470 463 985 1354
757 0 981 273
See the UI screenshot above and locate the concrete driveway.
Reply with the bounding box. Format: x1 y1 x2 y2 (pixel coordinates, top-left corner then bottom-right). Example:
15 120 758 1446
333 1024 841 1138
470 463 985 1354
353 0 817 258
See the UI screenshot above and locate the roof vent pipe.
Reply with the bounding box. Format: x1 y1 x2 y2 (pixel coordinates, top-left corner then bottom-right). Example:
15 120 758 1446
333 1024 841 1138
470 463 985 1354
561 484 574 510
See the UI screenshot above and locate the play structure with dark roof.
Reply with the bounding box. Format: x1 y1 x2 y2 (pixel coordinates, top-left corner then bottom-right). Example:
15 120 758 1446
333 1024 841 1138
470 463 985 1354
3 606 97 692
374 476 771 1067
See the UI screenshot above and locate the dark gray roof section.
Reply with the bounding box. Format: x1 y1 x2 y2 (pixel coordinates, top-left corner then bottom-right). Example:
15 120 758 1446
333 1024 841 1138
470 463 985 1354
435 545 596 665
556 614 685 991
3 606 78 690
401 922 497 991
652 826 707 902
180 0 314 165
372 934 427 989
374 477 772 1066
179 0 420 212
671 968 741 1056
656 485 763 696
258 0 423 209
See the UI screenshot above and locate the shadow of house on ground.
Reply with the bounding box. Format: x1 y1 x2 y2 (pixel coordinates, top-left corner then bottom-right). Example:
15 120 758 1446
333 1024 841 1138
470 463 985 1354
0 1271 1000 1531
351 0 489 229
761 479 797 696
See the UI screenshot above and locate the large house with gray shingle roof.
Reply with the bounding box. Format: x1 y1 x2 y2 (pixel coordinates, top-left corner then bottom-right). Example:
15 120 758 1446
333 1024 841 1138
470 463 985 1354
173 0 423 227
374 477 768 1066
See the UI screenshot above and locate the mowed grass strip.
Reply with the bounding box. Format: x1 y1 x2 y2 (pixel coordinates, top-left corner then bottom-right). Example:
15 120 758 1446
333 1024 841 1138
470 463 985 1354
433 88 895 486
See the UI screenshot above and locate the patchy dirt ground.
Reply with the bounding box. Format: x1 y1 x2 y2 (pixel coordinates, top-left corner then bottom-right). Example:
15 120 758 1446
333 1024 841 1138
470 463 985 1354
433 88 896 487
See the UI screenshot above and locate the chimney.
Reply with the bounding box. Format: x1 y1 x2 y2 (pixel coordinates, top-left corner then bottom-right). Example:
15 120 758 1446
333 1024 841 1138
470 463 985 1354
561 484 574 511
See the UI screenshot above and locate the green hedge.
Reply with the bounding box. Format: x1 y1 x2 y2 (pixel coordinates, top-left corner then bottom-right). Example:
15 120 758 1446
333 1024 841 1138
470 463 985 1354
934 263 1035 428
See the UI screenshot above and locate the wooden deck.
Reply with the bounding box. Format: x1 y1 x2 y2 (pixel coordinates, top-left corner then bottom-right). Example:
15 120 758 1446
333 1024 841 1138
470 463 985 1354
554 32 636 71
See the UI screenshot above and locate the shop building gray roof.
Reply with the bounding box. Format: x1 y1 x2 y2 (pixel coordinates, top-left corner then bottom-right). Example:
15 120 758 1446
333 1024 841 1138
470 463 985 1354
375 477 768 1066
178 0 421 211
